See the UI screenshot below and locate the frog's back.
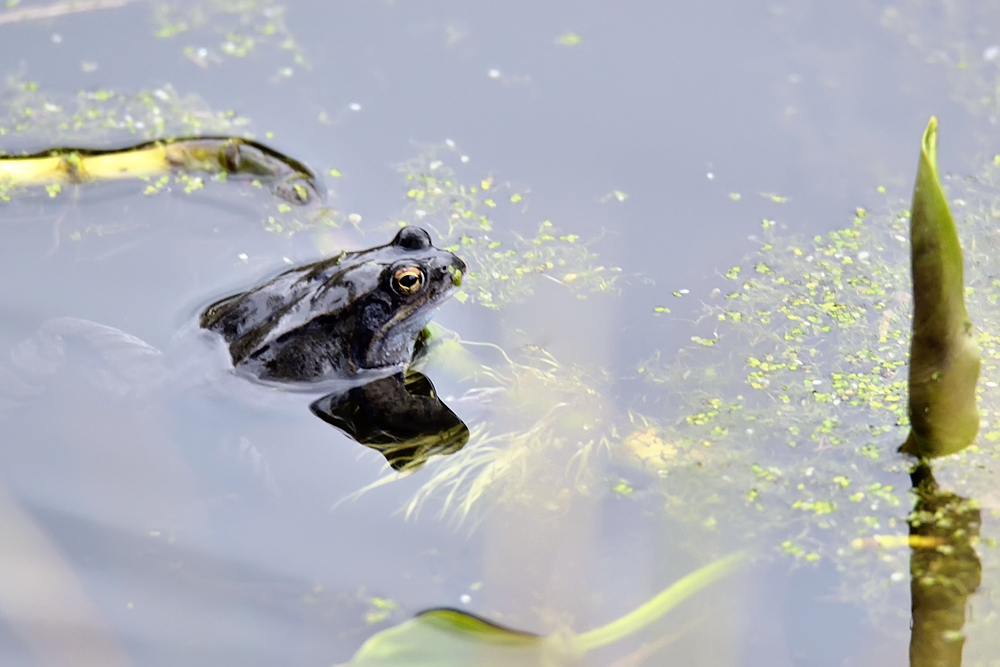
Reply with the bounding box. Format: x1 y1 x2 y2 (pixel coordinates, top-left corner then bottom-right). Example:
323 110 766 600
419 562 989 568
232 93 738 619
200 254 356 371
200 227 466 385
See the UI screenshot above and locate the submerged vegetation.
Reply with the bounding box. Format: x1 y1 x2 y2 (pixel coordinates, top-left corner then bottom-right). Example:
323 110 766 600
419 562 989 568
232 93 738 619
337 551 746 666
378 117 1000 644
0 77 341 233
0 136 323 205
6 71 1000 652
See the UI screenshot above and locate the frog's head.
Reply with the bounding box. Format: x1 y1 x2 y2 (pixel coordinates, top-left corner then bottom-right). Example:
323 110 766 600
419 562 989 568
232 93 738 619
349 226 466 370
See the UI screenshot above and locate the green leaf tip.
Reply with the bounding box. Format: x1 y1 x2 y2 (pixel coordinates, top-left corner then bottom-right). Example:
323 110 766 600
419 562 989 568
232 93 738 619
921 116 938 175
902 117 982 459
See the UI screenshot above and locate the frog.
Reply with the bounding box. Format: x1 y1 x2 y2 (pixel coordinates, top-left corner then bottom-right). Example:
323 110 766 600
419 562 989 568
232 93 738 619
2 226 469 472
199 225 467 386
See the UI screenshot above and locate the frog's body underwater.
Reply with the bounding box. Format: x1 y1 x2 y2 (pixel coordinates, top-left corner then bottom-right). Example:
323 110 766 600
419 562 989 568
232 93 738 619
2 227 465 408
201 226 466 386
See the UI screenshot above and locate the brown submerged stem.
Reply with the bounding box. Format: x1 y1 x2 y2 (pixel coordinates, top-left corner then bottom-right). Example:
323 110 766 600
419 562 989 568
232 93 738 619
0 0 142 27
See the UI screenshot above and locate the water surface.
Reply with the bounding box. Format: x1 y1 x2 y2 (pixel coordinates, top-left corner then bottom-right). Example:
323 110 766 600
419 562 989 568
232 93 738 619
2 1 1000 665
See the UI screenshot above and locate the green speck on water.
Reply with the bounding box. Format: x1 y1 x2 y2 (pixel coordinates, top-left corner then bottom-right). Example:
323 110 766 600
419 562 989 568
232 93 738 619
155 23 189 38
555 32 583 46
611 479 634 497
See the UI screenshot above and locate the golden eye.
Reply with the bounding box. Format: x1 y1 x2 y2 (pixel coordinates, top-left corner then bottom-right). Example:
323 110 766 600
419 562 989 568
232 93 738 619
391 266 424 296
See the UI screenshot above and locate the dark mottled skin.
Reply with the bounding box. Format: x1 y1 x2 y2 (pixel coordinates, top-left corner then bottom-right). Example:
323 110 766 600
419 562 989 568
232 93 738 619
200 227 465 384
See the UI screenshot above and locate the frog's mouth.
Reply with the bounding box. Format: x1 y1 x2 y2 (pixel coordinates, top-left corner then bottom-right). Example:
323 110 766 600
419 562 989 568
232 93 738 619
363 258 465 369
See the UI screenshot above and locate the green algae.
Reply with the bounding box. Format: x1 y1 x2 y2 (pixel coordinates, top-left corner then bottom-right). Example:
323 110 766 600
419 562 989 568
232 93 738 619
379 119 1000 638
0 77 247 142
152 0 307 76
617 125 1000 633
390 144 621 309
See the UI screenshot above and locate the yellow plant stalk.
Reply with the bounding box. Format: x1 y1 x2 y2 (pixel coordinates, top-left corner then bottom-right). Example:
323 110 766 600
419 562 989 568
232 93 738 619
0 137 319 204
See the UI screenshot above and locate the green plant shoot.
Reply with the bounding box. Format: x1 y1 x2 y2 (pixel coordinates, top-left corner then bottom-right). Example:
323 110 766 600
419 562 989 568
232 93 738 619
901 117 981 458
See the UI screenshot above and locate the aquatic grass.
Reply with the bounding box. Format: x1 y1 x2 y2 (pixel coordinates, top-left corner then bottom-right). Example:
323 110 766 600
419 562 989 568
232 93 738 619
339 332 616 531
403 404 570 530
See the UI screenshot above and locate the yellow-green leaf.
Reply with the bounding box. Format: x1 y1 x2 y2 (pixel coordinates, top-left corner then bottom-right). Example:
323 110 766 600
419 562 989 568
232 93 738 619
336 551 746 665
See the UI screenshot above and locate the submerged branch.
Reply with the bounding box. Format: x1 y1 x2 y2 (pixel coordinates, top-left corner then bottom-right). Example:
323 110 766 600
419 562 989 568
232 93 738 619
0 136 323 206
0 0 141 26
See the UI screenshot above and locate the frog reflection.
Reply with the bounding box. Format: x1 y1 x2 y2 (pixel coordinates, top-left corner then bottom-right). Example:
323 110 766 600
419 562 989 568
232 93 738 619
200 226 469 467
310 371 469 471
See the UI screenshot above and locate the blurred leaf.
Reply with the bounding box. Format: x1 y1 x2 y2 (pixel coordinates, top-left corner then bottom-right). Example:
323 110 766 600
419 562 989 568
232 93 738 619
901 117 981 458
336 551 745 666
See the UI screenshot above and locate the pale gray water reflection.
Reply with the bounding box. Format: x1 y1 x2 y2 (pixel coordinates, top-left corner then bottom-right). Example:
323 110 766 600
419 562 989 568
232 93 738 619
2 1 1000 665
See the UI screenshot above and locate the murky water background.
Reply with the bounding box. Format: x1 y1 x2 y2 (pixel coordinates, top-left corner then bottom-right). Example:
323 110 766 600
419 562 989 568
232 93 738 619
2 1 1000 665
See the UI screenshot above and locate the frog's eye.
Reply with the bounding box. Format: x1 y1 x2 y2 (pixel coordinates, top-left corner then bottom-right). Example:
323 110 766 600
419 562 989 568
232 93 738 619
391 266 424 296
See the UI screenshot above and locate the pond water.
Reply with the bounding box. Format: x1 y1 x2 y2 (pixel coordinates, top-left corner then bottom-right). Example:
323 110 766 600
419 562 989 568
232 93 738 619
2 1 1000 665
